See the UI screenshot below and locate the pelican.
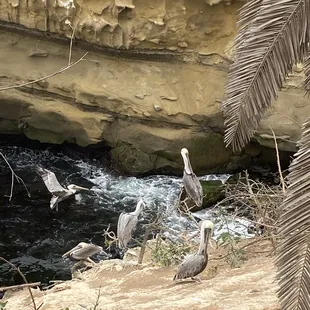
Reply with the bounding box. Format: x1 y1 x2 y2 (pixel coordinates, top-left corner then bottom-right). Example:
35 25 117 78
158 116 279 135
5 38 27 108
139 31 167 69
62 242 103 264
173 220 214 282
36 167 89 211
181 148 203 207
117 199 145 249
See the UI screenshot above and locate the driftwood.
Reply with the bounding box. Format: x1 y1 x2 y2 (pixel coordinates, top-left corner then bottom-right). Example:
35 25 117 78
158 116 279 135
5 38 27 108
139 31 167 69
0 282 41 292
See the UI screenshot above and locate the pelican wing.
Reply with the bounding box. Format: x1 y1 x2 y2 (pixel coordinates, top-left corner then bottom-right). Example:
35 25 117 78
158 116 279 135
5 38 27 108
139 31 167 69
66 244 102 260
117 212 138 249
36 167 67 196
174 253 208 280
183 172 203 207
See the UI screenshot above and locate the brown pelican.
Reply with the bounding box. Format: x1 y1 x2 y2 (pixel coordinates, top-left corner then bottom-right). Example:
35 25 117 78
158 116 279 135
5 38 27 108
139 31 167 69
181 148 203 207
173 220 214 282
117 199 145 249
36 167 89 211
62 242 103 264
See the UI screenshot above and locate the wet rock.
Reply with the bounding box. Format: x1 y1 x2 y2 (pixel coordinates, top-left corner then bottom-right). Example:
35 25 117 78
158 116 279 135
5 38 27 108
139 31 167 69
179 180 225 213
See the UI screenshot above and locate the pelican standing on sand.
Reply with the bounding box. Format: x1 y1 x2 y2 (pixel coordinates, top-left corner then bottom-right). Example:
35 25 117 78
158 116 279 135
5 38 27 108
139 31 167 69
181 148 203 207
36 167 90 211
62 242 103 272
173 220 214 282
62 242 103 264
117 199 145 249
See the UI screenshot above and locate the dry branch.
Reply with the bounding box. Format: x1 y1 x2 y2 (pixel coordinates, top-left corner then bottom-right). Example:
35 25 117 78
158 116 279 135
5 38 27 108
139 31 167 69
0 257 41 310
264 122 286 194
0 282 41 292
0 152 30 200
0 52 88 92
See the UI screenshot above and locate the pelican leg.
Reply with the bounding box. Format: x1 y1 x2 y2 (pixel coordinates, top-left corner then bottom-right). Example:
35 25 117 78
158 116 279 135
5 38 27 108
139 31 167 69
191 276 202 283
71 261 83 274
86 257 96 265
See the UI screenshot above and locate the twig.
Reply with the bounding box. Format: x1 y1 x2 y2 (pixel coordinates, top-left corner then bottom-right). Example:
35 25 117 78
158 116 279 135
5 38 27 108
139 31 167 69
65 20 77 66
93 287 101 310
0 52 88 92
0 257 40 310
264 122 286 194
273 112 302 128
233 214 278 229
138 227 151 264
0 282 41 292
102 224 118 249
0 152 31 200
210 236 272 261
245 170 260 207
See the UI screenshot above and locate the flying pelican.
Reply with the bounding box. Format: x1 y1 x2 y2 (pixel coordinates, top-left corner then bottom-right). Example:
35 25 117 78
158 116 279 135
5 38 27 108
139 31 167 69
173 220 214 282
62 242 103 264
36 167 89 211
181 148 203 207
117 199 145 249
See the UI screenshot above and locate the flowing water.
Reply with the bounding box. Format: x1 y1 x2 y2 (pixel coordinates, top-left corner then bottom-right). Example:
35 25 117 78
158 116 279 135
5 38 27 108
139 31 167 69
0 145 252 287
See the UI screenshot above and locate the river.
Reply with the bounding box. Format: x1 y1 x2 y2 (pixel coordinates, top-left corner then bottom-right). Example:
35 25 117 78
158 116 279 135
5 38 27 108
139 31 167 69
0 144 251 287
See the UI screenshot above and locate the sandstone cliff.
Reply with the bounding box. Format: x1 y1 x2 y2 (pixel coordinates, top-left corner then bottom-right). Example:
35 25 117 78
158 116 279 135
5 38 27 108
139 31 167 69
0 0 307 174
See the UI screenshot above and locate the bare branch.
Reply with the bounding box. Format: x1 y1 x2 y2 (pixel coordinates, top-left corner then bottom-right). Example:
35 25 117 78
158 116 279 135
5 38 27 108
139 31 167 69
0 52 88 92
92 287 101 310
264 122 287 194
0 152 30 200
0 257 41 310
0 282 41 292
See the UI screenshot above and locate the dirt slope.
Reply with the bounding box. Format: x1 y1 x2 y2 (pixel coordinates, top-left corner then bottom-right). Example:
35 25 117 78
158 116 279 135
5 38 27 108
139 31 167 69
4 242 280 310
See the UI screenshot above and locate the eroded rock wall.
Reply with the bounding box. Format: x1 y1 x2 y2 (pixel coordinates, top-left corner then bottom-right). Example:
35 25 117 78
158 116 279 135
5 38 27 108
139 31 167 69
0 0 237 58
0 0 308 174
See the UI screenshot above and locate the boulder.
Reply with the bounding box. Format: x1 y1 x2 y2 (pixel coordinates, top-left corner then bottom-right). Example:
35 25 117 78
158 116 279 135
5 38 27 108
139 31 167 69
179 179 225 212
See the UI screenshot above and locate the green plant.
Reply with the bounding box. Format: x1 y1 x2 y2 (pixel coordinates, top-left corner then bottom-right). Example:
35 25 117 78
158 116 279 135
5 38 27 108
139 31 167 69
215 217 247 268
0 301 7 310
152 236 192 266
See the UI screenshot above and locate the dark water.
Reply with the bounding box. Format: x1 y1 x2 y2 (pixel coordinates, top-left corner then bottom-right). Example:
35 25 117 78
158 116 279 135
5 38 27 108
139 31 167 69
0 145 188 286
0 145 241 287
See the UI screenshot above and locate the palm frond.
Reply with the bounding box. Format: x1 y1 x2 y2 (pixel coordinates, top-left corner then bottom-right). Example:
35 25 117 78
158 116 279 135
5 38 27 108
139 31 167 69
234 0 263 50
305 52 310 94
276 117 310 310
222 0 310 152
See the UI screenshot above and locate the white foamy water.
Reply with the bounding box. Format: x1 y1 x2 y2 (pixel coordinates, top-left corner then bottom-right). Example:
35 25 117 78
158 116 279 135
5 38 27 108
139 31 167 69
2 146 253 241
75 160 252 241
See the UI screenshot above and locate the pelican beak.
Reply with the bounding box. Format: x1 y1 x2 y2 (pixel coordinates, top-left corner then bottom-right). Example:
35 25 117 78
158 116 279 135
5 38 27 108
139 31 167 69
204 228 213 246
73 185 90 191
62 244 81 258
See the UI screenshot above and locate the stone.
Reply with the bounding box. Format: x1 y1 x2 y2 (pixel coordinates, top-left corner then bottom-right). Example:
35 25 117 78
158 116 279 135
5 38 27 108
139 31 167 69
179 180 225 212
177 41 188 48
160 96 178 101
205 0 222 6
29 49 49 57
153 105 162 112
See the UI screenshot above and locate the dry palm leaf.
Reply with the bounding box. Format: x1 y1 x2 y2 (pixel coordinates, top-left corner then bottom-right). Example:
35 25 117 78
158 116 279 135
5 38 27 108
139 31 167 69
234 0 263 51
222 0 310 152
276 117 310 310
305 52 310 94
